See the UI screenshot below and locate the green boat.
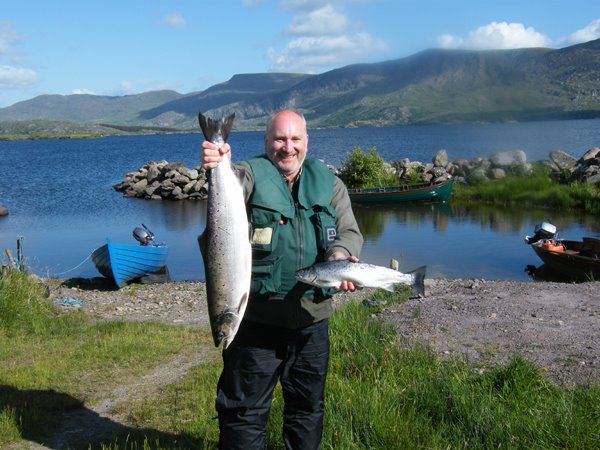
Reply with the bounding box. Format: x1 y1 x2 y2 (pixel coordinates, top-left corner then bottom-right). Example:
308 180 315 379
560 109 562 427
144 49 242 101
348 178 453 203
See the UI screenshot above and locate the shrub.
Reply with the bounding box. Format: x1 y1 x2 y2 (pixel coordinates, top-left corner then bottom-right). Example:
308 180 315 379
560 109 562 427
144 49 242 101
339 147 397 189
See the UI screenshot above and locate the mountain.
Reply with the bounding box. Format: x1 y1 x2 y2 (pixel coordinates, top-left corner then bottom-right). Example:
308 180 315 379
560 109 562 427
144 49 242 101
1 39 599 133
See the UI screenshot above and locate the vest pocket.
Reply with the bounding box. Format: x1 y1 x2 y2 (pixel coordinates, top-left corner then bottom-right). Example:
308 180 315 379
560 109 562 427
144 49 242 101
311 206 337 253
250 255 283 296
250 210 281 254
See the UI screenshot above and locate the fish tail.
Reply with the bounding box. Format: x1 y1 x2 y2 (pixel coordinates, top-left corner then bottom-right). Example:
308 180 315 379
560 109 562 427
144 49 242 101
408 265 427 296
198 112 236 143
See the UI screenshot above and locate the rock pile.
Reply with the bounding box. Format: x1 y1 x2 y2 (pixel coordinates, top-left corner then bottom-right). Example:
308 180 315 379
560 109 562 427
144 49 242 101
384 147 600 185
545 147 600 184
113 160 208 200
114 147 600 201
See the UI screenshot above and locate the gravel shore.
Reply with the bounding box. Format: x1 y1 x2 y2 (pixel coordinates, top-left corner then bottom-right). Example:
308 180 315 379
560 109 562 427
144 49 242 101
46 276 600 387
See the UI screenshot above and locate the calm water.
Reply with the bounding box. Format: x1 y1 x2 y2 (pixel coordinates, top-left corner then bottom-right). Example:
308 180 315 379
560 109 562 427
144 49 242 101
1 118 600 282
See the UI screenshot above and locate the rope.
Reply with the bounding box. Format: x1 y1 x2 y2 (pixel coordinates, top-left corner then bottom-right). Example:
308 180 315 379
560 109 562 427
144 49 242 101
51 248 99 277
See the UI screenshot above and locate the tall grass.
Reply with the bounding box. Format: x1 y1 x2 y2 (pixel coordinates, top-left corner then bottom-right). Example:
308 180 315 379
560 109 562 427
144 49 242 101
452 165 600 214
2 274 599 449
0 270 57 335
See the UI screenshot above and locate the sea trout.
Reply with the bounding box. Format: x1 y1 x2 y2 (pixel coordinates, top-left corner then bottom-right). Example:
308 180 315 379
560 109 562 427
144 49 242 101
198 112 252 348
296 260 426 296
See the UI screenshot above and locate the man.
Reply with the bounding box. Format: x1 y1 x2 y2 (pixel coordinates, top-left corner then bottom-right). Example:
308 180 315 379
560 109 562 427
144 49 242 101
202 109 363 449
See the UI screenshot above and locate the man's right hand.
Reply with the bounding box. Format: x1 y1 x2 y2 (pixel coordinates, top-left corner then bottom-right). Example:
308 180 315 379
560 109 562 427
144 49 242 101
202 141 231 170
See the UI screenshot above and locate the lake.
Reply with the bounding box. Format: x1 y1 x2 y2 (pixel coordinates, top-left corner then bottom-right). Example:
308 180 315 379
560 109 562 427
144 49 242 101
1 118 600 282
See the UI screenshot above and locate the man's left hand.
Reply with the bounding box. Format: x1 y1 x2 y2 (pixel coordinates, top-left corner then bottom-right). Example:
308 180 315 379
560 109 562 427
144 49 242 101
328 252 359 292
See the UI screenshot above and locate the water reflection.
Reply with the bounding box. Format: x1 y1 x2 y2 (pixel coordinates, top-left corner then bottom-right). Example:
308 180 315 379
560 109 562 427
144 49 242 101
151 200 206 231
353 202 451 240
449 204 598 235
352 201 600 281
3 194 599 282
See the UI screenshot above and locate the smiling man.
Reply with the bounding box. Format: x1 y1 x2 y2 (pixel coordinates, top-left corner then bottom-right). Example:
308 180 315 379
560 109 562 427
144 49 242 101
201 109 363 449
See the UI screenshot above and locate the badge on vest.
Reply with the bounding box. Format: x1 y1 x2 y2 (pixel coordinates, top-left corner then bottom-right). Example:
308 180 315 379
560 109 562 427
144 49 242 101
326 227 336 242
252 227 273 245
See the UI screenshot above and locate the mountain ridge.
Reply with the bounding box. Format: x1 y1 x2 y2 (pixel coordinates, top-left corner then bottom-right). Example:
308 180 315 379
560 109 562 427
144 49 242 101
1 39 599 133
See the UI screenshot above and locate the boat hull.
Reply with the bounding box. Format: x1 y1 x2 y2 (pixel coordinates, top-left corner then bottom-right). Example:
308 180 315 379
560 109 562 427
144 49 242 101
348 179 453 203
92 239 169 288
530 238 600 280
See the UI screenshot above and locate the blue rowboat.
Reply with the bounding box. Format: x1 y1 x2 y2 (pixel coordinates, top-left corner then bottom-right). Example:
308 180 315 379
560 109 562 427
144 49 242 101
91 239 169 288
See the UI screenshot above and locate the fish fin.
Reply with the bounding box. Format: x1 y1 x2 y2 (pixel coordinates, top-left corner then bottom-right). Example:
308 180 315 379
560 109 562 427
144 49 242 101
198 112 236 143
197 231 207 261
380 283 397 292
237 293 249 314
408 265 427 297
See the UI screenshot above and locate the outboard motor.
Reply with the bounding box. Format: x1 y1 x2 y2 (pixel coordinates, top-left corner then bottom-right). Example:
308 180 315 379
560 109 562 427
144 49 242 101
133 224 155 246
525 221 557 244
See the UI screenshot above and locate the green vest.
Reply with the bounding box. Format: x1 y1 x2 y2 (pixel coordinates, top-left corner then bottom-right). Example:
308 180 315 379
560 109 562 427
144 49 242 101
244 156 337 328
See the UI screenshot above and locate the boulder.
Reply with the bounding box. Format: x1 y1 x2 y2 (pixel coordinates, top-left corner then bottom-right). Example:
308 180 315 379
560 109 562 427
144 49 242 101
549 150 577 171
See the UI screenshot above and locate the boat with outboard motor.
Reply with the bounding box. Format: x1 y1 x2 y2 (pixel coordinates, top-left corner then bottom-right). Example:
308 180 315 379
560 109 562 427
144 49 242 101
525 221 600 280
92 224 169 288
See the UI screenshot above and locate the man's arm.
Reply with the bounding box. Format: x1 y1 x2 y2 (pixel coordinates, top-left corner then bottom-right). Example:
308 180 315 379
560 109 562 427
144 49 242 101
325 176 363 261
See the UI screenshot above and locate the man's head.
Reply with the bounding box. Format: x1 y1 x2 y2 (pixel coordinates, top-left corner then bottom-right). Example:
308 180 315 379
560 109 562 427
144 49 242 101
264 110 308 180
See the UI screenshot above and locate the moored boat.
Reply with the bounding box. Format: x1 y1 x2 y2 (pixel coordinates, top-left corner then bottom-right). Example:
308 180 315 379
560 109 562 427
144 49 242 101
348 178 453 203
525 222 600 280
92 225 169 288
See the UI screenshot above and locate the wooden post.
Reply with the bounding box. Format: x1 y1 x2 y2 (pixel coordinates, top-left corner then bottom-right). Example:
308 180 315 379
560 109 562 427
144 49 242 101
17 237 24 271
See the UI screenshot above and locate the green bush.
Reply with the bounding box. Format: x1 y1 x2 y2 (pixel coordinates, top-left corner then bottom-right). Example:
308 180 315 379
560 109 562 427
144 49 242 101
339 147 397 189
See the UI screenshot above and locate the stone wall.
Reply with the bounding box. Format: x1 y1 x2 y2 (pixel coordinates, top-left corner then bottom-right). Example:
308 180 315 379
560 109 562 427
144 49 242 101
113 147 600 201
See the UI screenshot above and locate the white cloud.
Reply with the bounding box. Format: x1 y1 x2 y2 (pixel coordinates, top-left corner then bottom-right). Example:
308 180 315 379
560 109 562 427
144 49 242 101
558 18 600 46
72 88 97 95
438 22 551 50
0 64 37 88
268 2 389 73
284 5 348 36
0 22 25 56
163 13 186 28
269 32 388 73
0 24 38 89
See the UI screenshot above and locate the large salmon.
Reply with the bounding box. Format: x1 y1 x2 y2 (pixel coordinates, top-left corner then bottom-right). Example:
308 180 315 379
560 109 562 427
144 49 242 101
198 112 252 348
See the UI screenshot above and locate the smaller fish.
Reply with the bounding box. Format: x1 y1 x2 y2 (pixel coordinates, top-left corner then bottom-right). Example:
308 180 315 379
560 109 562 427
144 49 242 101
296 260 426 296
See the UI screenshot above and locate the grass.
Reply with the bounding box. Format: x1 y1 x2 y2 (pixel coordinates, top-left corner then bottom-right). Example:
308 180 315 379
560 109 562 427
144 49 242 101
1 272 599 449
451 165 600 214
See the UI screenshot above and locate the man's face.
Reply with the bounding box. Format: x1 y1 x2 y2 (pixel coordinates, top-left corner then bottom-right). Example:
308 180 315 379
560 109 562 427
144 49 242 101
264 110 308 179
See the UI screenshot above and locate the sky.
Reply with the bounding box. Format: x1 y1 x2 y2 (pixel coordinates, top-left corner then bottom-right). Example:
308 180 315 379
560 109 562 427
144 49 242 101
1 0 599 108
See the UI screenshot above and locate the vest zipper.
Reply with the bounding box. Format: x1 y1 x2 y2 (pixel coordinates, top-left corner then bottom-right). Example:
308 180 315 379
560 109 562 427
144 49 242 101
295 202 304 270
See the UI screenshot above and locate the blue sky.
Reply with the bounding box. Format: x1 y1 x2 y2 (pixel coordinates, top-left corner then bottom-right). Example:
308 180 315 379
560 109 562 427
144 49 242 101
1 0 599 108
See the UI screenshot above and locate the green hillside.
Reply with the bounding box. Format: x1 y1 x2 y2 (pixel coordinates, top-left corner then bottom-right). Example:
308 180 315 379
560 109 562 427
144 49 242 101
0 39 599 135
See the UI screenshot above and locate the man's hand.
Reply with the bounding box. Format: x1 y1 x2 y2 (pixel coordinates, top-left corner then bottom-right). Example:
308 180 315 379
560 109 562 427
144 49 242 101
328 252 359 292
202 141 231 170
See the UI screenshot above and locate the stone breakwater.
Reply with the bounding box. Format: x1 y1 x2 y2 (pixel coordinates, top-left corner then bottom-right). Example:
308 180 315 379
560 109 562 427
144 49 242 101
113 147 600 201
